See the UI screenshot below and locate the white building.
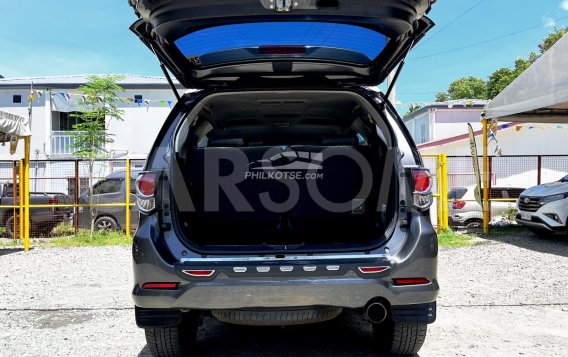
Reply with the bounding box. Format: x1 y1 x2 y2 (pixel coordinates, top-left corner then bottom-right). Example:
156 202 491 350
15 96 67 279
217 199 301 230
0 75 184 161
403 100 488 145
0 75 184 194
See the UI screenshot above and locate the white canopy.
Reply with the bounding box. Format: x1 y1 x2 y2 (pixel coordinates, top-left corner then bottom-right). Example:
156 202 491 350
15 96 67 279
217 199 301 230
0 110 31 137
485 33 568 123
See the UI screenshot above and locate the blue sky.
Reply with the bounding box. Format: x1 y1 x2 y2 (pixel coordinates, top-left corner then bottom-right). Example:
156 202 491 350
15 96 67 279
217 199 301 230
1 0 568 108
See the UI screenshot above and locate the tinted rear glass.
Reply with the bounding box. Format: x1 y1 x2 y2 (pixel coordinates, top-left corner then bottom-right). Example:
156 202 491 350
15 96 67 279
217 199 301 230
175 22 388 66
448 188 467 200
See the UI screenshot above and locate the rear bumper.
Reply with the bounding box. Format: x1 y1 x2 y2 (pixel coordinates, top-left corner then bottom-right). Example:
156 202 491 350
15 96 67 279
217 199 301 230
135 301 437 328
133 273 439 310
132 216 439 312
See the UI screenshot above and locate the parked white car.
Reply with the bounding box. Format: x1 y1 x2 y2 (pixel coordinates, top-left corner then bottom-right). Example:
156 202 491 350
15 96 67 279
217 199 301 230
516 175 568 235
448 186 524 228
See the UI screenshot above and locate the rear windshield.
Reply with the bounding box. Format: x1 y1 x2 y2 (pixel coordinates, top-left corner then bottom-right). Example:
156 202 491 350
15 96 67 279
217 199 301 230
175 22 389 66
448 188 467 200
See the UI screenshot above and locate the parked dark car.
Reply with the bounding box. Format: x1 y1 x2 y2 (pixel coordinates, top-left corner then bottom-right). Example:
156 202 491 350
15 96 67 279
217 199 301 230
129 1 439 356
76 170 140 232
0 182 73 237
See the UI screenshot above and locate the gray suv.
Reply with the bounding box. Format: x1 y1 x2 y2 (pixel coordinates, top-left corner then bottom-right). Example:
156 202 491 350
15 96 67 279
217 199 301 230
128 1 439 356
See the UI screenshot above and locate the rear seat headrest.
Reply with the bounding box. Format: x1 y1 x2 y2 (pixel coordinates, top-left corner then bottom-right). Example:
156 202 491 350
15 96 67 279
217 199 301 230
208 136 245 147
321 134 357 146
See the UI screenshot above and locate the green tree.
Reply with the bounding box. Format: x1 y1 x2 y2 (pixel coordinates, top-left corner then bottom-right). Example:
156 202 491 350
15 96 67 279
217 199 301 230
435 92 450 102
435 28 566 101
70 75 125 233
403 103 423 117
446 76 488 100
486 58 532 98
538 27 567 54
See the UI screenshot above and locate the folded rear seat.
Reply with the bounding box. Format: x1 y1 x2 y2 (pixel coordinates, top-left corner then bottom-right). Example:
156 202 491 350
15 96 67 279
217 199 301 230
288 138 380 238
183 134 382 244
185 145 286 240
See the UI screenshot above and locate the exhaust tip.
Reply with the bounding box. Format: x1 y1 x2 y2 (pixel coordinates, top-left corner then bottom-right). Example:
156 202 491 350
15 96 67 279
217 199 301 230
365 302 388 324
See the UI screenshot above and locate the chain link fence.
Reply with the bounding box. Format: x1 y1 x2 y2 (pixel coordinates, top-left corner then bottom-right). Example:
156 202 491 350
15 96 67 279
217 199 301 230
2 155 566 238
0 159 145 239
446 155 568 229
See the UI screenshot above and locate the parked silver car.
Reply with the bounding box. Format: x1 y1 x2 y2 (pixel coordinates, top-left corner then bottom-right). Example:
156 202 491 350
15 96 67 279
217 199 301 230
449 186 525 228
516 175 568 235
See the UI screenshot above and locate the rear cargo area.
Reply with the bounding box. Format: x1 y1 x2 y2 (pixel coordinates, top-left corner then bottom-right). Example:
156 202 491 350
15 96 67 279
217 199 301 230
173 91 396 250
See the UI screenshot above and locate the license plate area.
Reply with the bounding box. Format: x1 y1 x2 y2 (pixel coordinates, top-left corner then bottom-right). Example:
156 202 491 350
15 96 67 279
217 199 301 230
520 212 531 220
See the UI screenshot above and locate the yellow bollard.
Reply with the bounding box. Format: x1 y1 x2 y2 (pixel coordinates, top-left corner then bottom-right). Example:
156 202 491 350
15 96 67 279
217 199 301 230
23 137 31 252
439 154 449 230
19 160 24 242
435 155 443 229
482 119 490 235
125 159 131 238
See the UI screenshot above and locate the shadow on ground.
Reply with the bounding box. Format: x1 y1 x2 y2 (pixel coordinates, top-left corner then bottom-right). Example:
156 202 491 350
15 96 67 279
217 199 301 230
0 247 26 256
138 310 420 357
489 227 568 258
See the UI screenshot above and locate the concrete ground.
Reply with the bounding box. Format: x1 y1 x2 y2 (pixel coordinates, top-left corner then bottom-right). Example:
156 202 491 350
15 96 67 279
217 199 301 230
0 230 567 356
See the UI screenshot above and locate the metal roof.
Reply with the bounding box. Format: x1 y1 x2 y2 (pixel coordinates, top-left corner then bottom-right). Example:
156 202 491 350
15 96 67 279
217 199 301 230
403 99 489 122
485 33 568 123
0 74 185 90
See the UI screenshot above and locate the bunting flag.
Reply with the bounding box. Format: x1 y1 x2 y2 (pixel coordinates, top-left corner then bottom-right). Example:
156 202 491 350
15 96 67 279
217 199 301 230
35 89 178 107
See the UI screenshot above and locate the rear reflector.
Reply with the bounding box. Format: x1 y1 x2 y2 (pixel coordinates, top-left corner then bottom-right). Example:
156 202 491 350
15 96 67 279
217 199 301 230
142 282 178 290
259 45 306 55
452 200 466 209
393 278 430 286
182 270 215 277
359 266 389 274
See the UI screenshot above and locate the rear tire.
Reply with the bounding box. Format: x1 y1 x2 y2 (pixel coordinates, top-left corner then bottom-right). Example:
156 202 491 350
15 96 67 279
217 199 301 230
5 215 16 238
94 216 118 232
373 321 428 356
145 313 199 357
465 219 483 229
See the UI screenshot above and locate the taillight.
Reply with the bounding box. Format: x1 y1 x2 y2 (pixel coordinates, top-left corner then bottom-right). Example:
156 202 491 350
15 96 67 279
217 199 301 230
410 168 433 211
136 172 158 213
48 198 58 205
452 200 466 209
412 169 431 192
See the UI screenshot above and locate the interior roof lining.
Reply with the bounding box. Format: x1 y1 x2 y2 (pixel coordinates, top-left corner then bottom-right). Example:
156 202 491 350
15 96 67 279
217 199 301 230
175 90 394 152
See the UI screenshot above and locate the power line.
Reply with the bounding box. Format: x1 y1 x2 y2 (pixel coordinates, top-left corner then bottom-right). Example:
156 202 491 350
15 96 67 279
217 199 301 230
410 15 568 61
415 0 486 48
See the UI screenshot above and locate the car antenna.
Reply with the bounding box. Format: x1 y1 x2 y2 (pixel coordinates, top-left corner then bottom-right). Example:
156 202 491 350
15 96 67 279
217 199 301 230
384 40 415 101
150 44 181 101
